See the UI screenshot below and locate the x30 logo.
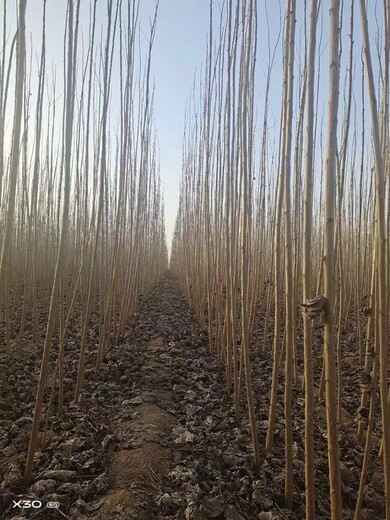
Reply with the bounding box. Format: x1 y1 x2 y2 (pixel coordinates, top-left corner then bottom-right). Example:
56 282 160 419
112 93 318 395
12 499 43 509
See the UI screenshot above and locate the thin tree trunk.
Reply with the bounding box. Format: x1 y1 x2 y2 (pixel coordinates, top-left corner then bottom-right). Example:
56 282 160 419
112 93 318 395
323 0 342 516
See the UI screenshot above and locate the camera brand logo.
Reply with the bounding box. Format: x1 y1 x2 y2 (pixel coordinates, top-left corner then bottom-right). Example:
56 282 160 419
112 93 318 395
12 499 60 509
48 501 60 508
12 499 43 509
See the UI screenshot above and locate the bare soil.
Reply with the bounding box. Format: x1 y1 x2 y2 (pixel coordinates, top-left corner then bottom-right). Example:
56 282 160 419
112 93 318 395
0 271 386 519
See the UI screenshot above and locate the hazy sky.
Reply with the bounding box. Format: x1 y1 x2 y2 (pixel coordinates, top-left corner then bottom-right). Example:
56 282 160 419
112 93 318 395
2 1 378 248
4 0 213 248
144 0 210 245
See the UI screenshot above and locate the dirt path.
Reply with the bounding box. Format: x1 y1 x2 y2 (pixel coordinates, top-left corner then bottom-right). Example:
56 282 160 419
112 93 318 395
80 272 264 520
2 271 269 520
2 271 386 519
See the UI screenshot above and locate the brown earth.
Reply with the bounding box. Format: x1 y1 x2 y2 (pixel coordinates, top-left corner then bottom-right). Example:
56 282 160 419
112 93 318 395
0 271 386 519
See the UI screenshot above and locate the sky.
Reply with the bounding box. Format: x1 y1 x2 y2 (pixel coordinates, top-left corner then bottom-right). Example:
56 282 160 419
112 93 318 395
1 1 381 250
143 0 210 246
3 0 213 250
